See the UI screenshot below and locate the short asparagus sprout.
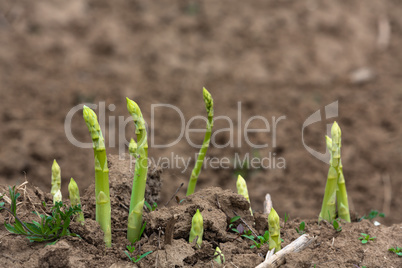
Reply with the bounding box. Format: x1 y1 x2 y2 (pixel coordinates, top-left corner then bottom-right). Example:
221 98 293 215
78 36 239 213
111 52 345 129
268 207 281 252
214 247 225 264
83 105 111 247
186 88 214 196
236 175 253 215
319 122 350 222
53 189 62 204
51 160 61 198
68 178 85 224
189 209 203 247
126 98 148 244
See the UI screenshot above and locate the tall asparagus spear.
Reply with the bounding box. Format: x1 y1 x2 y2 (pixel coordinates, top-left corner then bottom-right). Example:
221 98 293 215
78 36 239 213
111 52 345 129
83 105 111 247
268 207 281 252
236 175 253 216
126 97 148 243
319 122 350 222
186 88 214 196
68 178 85 224
51 160 61 199
331 123 350 222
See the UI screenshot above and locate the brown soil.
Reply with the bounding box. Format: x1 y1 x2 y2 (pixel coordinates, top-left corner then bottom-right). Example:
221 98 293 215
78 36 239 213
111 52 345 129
0 0 401 226
1 171 401 268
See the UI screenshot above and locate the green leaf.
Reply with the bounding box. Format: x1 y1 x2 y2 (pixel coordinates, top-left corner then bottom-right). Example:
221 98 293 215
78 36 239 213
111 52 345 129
25 223 42 234
263 231 270 241
299 221 305 231
144 201 152 211
139 222 147 239
362 240 368 244
46 240 58 246
230 216 241 223
133 251 153 263
124 251 133 262
4 223 20 234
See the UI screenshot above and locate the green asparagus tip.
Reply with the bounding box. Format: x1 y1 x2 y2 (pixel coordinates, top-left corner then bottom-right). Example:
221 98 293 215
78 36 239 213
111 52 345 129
83 106 101 140
126 97 141 119
268 207 281 251
83 106 98 127
189 209 204 247
68 178 78 195
331 121 341 143
202 87 213 117
236 175 250 202
51 160 61 196
52 159 60 175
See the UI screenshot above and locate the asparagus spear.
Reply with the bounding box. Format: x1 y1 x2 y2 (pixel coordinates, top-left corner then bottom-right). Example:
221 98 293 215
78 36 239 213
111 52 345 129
236 175 253 216
51 160 61 198
331 122 350 222
126 98 148 243
319 122 350 222
68 178 85 224
189 209 203 247
268 207 281 252
214 247 225 264
186 88 214 196
83 105 111 247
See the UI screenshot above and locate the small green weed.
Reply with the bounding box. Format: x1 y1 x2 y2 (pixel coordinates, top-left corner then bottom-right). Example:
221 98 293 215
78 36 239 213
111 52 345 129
295 221 306 235
359 233 376 244
144 201 157 212
227 216 241 231
284 213 289 228
359 210 385 221
332 219 342 232
231 223 252 236
0 186 81 244
242 231 270 249
124 244 152 263
388 246 402 256
124 222 152 263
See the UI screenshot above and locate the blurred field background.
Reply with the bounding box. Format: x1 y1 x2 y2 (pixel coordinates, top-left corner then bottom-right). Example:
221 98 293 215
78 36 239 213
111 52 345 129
0 0 401 224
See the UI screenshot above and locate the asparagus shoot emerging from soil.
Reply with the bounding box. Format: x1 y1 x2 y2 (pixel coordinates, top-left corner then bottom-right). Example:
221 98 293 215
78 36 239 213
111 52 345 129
319 122 350 222
83 105 111 247
186 88 213 196
214 246 225 264
53 189 62 204
51 160 61 198
68 178 85 224
268 207 281 252
189 209 203 247
126 97 148 243
236 175 253 215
